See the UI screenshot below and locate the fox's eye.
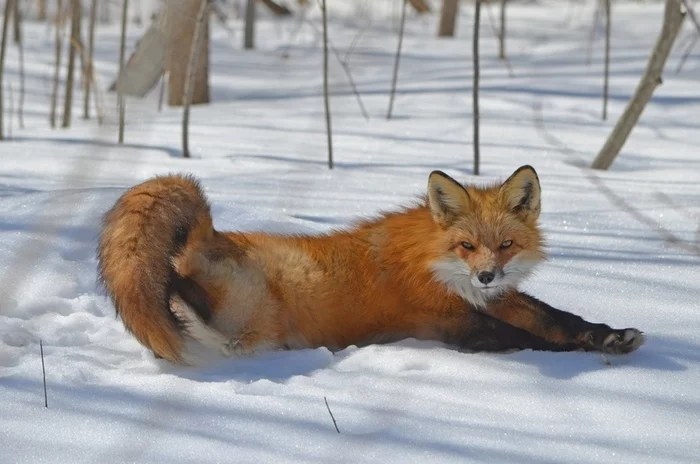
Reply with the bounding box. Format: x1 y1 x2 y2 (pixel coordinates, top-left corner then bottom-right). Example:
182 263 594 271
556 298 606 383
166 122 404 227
461 242 474 250
500 240 513 249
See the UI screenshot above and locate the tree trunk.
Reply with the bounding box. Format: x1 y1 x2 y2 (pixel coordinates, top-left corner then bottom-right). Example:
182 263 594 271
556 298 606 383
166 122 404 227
473 0 481 175
167 0 210 106
113 0 210 106
0 0 14 140
438 0 459 37
61 0 80 128
592 0 684 170
244 0 255 49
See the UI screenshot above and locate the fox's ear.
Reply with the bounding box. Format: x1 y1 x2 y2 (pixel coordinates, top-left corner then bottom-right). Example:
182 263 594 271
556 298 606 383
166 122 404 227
500 165 541 222
427 171 470 226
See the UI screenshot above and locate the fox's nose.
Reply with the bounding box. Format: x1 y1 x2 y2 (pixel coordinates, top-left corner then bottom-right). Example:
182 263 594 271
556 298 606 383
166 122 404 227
477 271 495 285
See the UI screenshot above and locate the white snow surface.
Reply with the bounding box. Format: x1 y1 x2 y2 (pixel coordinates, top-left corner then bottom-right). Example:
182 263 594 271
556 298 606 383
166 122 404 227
2 2 700 462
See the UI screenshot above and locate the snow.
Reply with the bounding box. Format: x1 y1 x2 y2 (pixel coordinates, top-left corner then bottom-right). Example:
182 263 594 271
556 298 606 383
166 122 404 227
2 1 700 462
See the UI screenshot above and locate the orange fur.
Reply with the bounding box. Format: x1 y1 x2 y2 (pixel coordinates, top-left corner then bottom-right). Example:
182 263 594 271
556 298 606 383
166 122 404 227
97 166 644 364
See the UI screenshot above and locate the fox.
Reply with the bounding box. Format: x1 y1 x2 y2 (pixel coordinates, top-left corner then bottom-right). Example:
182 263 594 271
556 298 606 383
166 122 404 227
97 165 644 365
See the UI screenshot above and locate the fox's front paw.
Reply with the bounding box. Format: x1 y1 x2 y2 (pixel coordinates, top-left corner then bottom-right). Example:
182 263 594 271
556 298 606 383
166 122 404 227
585 328 645 354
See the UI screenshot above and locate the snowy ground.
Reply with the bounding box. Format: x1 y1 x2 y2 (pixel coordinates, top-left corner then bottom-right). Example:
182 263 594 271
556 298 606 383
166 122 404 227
1 1 700 462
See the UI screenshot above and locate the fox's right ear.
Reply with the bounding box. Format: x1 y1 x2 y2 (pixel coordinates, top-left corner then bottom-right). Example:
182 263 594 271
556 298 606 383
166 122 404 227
500 165 541 223
427 171 470 226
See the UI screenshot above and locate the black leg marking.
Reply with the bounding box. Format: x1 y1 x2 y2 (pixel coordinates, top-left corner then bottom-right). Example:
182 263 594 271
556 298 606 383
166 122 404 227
450 312 580 353
518 292 645 354
518 292 600 334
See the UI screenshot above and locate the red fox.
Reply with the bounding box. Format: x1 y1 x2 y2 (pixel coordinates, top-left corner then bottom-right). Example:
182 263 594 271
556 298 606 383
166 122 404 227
97 166 644 364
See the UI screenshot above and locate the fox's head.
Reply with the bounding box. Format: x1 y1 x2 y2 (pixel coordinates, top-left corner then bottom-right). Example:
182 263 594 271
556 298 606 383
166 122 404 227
427 166 545 308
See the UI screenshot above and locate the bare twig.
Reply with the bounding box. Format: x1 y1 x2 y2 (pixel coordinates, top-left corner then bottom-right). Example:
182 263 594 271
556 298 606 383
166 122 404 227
681 0 700 34
118 0 128 143
212 1 239 45
39 0 48 21
499 0 506 60
50 0 64 129
244 0 255 49
324 397 340 434
88 58 105 125
387 0 407 120
332 48 369 121
321 0 333 169
117 99 125 140
158 72 166 112
40 340 48 408
280 3 311 59
674 33 697 74
674 0 700 73
13 0 20 43
61 0 80 128
0 0 14 140
303 18 369 121
473 0 482 175
485 0 515 77
99 0 109 23
212 0 229 24
8 81 13 138
292 12 369 121
14 0 24 128
84 0 97 119
602 0 610 120
586 0 603 66
183 0 211 159
343 19 370 64
563 0 579 28
259 0 291 15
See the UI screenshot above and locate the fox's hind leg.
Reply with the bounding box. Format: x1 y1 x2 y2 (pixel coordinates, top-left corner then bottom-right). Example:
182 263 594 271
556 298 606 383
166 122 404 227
169 295 275 358
486 291 644 354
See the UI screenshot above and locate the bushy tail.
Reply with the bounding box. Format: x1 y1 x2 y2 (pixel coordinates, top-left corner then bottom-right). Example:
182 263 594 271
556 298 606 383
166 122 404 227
97 174 214 363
